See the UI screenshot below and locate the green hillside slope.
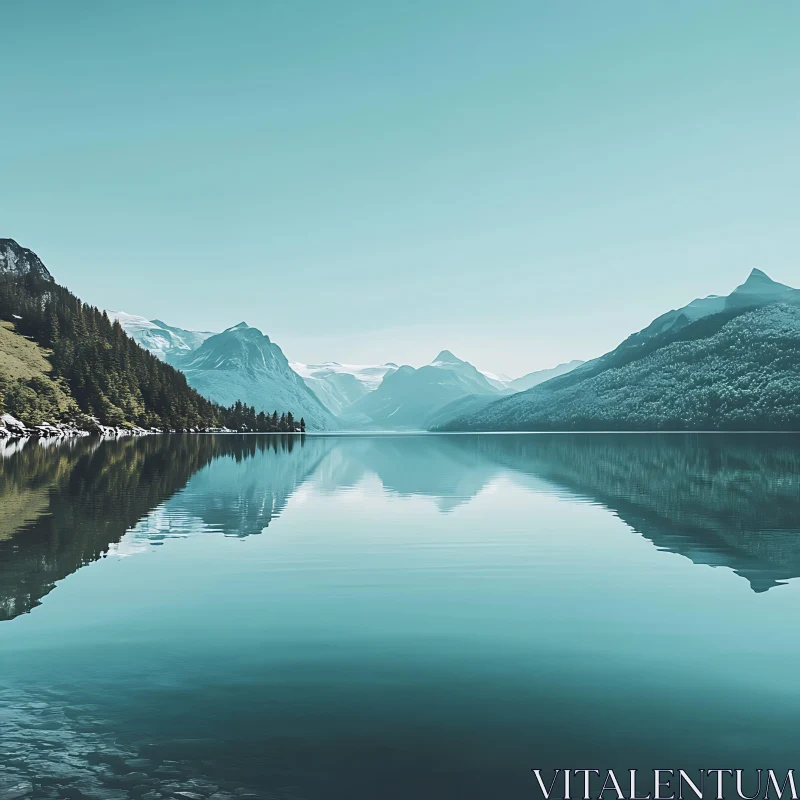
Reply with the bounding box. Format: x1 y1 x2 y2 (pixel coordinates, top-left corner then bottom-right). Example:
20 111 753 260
0 320 77 425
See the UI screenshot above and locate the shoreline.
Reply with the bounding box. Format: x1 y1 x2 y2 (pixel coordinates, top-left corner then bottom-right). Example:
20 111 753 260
5 413 799 443
0 413 307 443
0 413 233 442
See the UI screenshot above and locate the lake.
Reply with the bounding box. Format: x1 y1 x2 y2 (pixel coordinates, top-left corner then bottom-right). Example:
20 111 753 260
2 432 800 800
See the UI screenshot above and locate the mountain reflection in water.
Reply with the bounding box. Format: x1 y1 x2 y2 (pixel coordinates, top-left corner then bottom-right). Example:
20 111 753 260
1 432 800 625
3 432 800 799
0 435 314 620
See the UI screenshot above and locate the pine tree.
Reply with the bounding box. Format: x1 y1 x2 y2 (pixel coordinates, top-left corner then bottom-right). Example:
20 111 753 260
44 300 60 348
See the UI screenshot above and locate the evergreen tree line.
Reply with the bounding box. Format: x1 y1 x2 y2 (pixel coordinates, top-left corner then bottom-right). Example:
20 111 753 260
0 272 305 432
222 400 304 433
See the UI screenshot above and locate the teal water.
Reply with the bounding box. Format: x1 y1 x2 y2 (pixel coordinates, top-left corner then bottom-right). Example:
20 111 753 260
2 433 800 800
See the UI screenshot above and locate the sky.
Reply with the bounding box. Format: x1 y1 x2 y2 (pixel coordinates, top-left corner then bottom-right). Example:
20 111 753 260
2 1 800 377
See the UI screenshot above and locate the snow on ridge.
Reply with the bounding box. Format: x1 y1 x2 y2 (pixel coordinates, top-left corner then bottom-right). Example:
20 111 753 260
480 370 512 383
108 311 218 362
289 362 315 379
290 361 398 391
107 311 161 331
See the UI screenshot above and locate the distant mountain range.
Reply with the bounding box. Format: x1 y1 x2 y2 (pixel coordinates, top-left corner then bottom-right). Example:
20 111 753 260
340 350 511 430
112 311 582 430
440 269 800 431
290 361 399 416
6 233 800 433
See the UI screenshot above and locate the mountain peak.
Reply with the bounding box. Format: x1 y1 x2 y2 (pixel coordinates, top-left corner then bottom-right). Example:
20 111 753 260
432 349 462 365
215 322 271 346
734 268 792 296
744 268 774 284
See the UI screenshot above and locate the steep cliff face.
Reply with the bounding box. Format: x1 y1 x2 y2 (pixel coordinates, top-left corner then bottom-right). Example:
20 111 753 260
0 239 53 281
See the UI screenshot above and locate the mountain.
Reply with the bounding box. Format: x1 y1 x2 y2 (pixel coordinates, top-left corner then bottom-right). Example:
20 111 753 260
0 239 53 282
342 349 509 429
107 312 215 363
108 311 317 430
439 271 800 431
629 268 800 345
291 361 398 415
426 359 583 428
425 391 510 430
479 370 513 391
507 359 584 392
173 323 338 430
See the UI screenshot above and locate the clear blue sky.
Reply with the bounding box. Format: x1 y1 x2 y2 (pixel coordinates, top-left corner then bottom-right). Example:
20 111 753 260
2 1 800 376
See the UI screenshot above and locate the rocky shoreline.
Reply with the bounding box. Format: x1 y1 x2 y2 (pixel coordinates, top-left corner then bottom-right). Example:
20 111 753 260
0 414 235 443
0 414 152 441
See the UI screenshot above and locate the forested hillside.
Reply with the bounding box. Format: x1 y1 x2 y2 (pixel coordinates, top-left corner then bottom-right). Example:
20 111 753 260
439 304 800 431
0 240 303 431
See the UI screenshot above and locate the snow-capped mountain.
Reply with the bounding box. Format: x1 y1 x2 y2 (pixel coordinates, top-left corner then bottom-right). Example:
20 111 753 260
291 355 580 422
342 350 509 429
107 307 590 430
290 361 398 416
108 312 215 363
174 323 338 430
110 312 337 429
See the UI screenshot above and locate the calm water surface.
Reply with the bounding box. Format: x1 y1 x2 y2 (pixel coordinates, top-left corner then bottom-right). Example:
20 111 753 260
2 433 800 800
